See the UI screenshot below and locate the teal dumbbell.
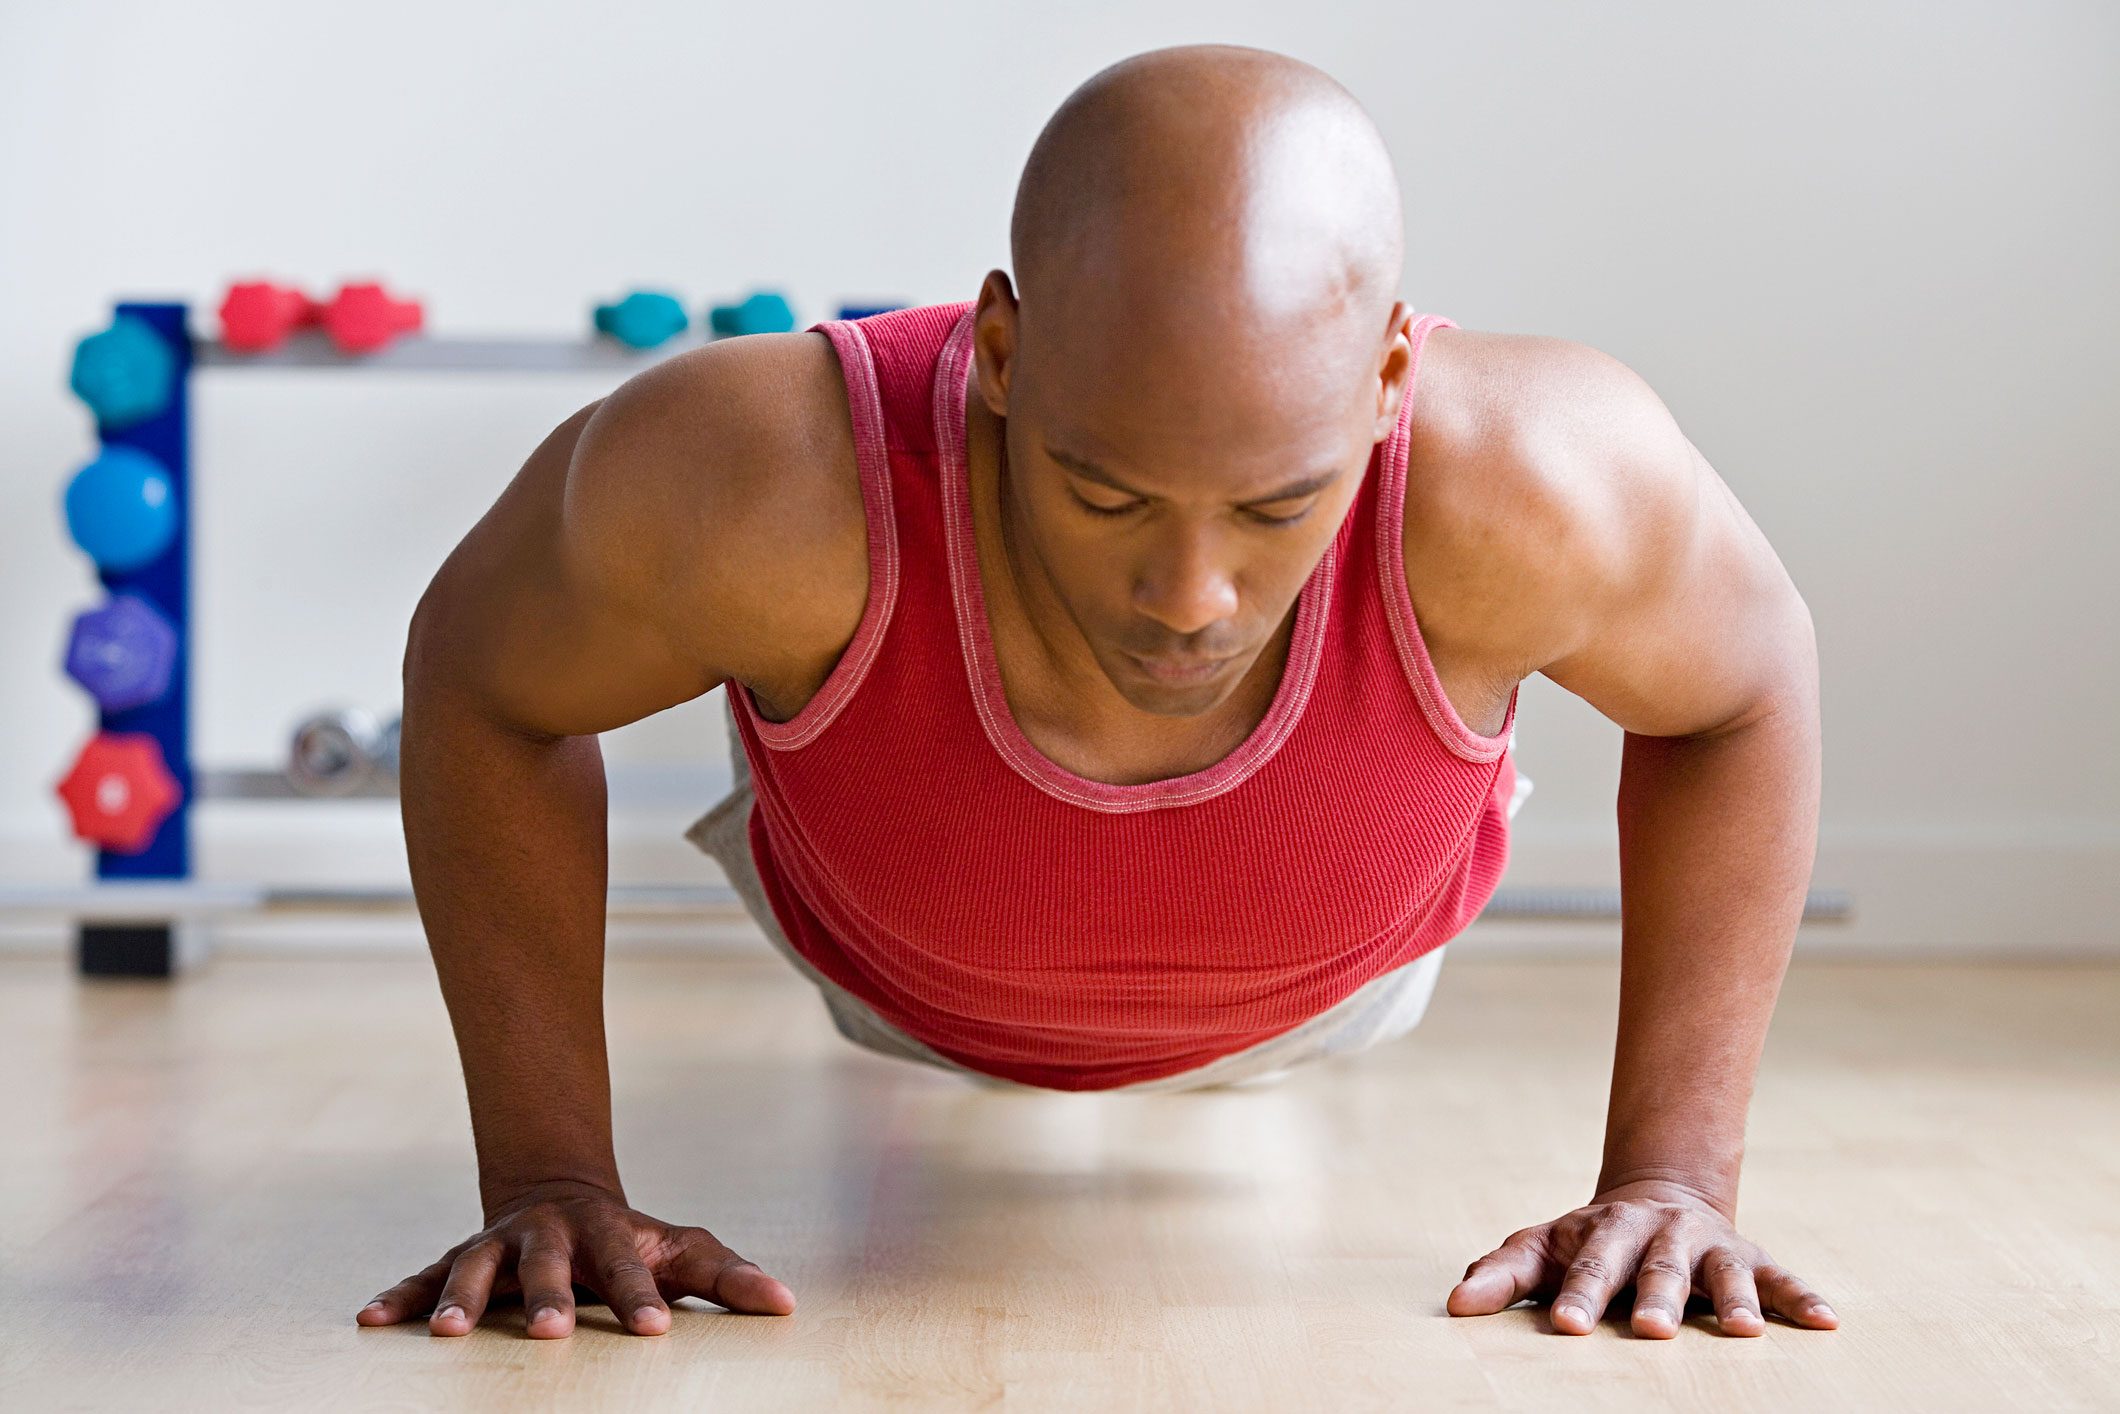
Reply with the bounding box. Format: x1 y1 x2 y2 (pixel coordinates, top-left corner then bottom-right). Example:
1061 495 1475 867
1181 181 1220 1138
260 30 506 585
69 315 177 430
707 290 795 338
593 291 690 349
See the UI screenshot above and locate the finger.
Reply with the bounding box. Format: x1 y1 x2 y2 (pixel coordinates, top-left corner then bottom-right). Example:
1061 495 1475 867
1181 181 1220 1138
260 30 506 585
1447 1235 1553 1317
357 1253 457 1326
1551 1221 1653 1336
1756 1263 1840 1329
1699 1247 1765 1336
662 1229 797 1316
581 1220 671 1336
429 1239 508 1337
516 1228 580 1338
1626 1231 1694 1340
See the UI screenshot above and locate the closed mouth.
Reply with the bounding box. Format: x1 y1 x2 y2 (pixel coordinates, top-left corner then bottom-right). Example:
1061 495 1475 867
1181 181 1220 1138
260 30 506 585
1127 651 1234 681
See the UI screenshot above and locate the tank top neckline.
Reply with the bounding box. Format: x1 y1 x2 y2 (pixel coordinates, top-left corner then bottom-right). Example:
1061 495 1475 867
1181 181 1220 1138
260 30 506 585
932 307 1341 813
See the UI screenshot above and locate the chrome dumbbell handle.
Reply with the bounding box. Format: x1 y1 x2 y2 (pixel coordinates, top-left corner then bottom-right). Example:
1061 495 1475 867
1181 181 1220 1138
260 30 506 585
286 707 400 796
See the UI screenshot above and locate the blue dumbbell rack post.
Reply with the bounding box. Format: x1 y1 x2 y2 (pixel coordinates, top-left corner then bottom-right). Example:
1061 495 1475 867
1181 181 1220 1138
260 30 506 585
75 301 195 975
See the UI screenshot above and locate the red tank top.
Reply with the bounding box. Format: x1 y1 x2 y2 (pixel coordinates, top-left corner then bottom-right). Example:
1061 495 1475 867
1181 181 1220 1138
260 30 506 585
729 301 1518 1091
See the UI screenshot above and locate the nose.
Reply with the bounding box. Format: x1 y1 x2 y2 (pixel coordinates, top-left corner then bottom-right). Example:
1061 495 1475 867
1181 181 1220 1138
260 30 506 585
1132 522 1239 638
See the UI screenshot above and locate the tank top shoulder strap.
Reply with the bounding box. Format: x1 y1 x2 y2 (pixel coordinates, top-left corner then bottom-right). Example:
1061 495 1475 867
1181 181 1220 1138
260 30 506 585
740 303 975 751
1369 313 1518 764
810 302 977 459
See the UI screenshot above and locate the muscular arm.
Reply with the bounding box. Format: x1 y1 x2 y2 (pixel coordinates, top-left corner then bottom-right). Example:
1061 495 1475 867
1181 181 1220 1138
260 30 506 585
400 390 725 1212
1442 341 1836 1337
1599 569 1818 1209
369 333 852 1338
1539 403 1822 1215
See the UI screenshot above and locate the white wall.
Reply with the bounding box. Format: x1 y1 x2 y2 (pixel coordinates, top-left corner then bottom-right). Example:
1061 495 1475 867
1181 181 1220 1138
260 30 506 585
2 0 2114 954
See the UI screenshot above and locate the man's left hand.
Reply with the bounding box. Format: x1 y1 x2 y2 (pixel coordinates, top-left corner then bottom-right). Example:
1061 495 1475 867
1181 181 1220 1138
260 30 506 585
1445 1177 1840 1338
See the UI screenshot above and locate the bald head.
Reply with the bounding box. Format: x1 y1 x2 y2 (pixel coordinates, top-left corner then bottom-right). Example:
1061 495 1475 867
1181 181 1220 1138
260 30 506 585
1010 44 1404 353
973 47 1418 720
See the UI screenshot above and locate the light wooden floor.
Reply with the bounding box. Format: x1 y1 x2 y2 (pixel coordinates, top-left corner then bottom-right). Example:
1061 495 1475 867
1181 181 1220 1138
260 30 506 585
1 945 2115 1411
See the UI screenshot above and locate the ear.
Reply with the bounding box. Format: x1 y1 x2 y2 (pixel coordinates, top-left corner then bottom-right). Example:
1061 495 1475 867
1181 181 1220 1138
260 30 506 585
1372 300 1415 442
972 271 1020 418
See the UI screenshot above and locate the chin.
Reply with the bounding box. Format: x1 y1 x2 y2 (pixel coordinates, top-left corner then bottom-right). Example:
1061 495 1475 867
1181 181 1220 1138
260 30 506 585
1105 651 1239 717
1125 684 1224 718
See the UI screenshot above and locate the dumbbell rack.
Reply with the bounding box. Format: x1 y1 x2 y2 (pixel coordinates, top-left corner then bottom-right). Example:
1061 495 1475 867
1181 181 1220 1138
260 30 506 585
48 299 751 977
57 303 197 975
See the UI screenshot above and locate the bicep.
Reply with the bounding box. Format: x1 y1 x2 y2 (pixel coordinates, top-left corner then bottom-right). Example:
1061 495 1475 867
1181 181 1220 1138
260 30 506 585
1537 368 1815 739
406 394 728 740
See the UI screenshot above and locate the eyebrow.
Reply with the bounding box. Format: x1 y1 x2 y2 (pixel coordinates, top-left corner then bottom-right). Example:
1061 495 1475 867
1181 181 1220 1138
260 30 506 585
1044 445 1340 506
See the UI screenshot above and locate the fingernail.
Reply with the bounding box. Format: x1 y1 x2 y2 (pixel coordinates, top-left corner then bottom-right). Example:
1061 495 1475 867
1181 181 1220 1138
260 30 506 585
362 1300 386 1312
532 1307 559 1325
1555 1303 1585 1325
437 1305 463 1322
1726 1307 1759 1324
1809 1303 1837 1319
634 1307 662 1324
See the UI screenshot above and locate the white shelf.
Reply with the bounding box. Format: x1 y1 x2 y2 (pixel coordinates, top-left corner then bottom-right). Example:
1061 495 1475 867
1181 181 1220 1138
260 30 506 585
192 761 733 804
192 331 711 372
0 881 747 920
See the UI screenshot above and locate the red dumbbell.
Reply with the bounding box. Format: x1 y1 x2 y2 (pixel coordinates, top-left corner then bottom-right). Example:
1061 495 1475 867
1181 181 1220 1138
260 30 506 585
320 281 424 353
218 280 325 352
55 731 184 855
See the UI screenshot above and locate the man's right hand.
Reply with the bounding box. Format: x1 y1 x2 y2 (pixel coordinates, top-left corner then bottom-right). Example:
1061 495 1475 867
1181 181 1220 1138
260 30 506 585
354 1179 797 1338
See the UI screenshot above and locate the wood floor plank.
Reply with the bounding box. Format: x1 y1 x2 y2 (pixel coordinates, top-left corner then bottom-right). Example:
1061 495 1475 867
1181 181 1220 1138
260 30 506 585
1 949 2114 1411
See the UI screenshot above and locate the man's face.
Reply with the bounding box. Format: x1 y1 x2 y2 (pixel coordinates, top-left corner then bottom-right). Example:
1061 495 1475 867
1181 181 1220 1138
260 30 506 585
996 304 1383 718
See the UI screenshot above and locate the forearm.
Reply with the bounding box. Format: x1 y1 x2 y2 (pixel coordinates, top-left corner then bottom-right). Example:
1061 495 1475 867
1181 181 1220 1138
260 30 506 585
1598 691 1821 1213
399 675 621 1215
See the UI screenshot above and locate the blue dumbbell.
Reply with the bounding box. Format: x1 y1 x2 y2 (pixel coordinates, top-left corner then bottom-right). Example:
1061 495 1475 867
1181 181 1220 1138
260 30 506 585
593 291 690 349
63 446 179 572
69 315 177 431
64 592 179 713
835 304 904 321
707 290 796 338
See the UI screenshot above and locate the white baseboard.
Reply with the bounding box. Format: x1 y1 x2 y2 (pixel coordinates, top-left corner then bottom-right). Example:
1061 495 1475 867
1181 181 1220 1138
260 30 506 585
1484 829 2120 959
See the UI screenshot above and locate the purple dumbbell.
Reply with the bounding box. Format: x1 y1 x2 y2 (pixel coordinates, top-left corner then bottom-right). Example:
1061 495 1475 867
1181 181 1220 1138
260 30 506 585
63 593 178 713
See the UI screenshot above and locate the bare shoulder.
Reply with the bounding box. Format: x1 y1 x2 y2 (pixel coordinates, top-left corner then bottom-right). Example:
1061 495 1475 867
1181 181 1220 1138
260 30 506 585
1402 325 1698 687
567 330 869 703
